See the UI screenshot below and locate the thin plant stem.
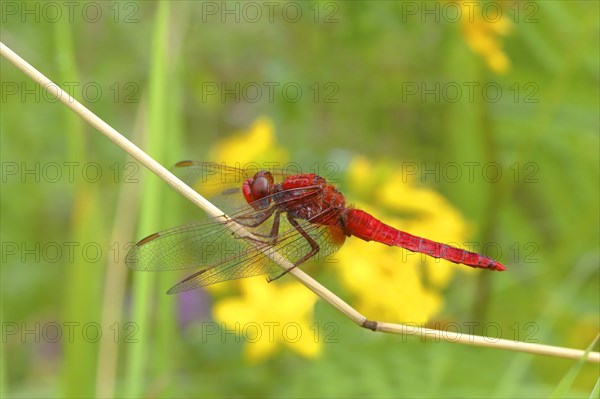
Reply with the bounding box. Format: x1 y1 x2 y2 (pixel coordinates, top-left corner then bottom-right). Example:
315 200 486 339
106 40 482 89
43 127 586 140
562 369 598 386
53 19 102 398
590 378 600 399
124 3 171 398
1 40 598 364
549 333 600 398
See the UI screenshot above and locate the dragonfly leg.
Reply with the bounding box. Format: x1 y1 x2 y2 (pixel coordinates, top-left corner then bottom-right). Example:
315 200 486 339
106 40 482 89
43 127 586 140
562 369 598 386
233 209 284 245
262 209 284 243
231 206 276 228
267 214 319 283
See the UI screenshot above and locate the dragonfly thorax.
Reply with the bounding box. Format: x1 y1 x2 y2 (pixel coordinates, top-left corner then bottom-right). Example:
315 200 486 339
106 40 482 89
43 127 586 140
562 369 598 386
276 174 347 226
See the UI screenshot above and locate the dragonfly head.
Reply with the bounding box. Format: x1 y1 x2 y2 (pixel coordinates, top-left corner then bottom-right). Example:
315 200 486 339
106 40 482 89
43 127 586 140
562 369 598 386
243 170 274 210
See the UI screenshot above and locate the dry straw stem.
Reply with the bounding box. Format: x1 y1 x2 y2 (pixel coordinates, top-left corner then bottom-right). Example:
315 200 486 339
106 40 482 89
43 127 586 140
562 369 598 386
2 41 598 364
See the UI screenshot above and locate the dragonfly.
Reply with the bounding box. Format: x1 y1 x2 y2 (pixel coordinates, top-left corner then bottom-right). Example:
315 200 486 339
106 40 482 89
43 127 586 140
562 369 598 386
126 162 506 294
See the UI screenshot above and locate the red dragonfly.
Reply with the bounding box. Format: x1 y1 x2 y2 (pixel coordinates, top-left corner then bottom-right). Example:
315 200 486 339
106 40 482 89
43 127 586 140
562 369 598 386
126 162 505 294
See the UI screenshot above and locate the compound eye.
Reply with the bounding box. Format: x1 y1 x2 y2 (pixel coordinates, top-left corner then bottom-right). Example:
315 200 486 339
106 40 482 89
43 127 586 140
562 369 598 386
251 171 273 200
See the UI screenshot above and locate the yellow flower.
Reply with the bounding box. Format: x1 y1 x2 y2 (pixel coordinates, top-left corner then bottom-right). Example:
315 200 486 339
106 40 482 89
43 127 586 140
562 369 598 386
212 278 321 362
454 1 512 74
333 157 471 323
208 116 288 165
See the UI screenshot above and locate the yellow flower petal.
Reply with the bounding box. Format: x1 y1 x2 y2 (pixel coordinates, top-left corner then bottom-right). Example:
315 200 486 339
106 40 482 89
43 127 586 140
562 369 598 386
208 116 288 165
454 0 512 74
487 51 510 74
212 278 320 362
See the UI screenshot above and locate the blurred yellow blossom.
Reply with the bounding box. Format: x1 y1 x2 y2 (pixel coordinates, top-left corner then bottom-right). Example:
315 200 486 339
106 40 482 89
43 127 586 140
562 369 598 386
208 116 288 164
334 156 472 323
212 278 320 362
455 1 512 74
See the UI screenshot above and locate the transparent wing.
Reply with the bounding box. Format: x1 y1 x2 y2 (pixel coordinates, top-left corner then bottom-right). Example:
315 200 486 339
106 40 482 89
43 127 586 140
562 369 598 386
126 198 346 293
174 161 300 184
164 207 347 293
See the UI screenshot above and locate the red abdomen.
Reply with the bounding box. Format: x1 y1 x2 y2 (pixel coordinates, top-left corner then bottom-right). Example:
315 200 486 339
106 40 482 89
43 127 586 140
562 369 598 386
343 209 506 271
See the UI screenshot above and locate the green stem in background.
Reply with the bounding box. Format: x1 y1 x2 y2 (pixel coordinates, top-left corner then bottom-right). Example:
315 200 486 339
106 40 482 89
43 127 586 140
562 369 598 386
53 11 84 161
123 3 170 398
589 378 600 399
471 70 502 321
143 5 195 392
153 12 190 387
54 18 104 399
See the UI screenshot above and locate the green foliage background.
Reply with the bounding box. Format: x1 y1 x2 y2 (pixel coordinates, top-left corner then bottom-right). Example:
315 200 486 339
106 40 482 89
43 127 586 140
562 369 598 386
1 1 598 398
